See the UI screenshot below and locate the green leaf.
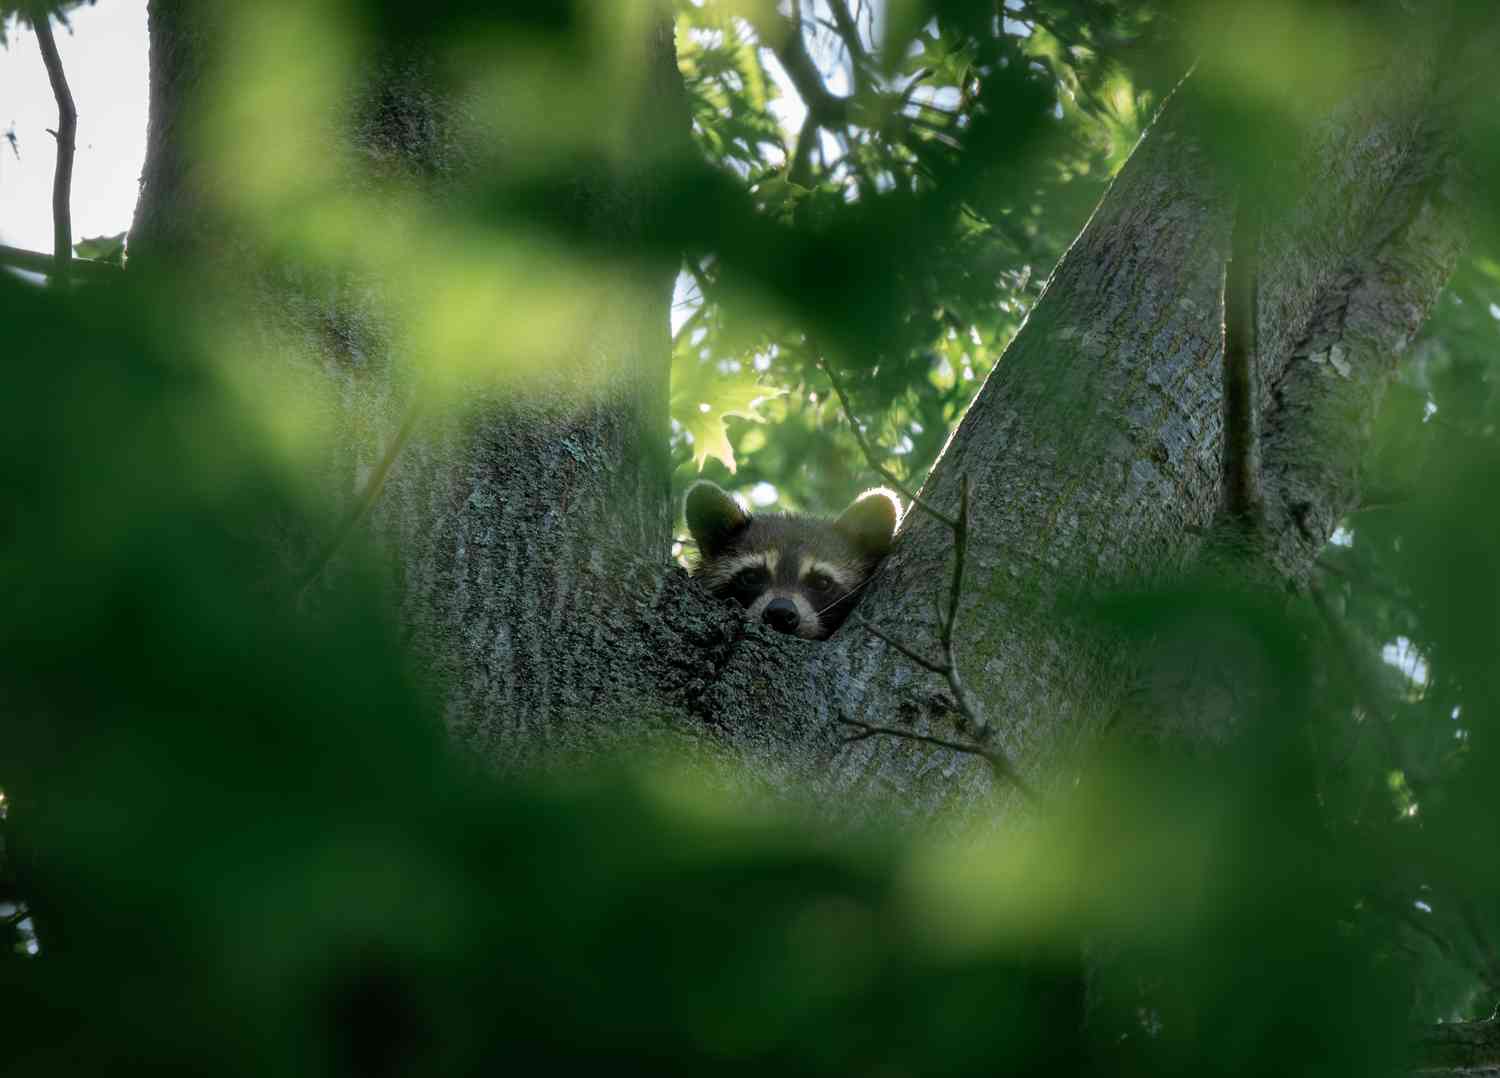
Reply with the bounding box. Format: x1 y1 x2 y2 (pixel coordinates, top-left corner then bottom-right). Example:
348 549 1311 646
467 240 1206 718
671 356 779 474
73 231 127 265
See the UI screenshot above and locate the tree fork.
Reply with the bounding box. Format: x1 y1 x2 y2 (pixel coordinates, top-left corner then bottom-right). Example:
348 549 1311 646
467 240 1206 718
122 2 1468 815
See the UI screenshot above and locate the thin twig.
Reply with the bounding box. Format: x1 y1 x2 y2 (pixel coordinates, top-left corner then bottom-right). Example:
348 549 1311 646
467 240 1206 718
299 388 426 599
941 475 968 651
838 717 1037 800
937 475 989 740
684 257 713 303
32 13 77 278
827 361 1031 797
761 0 851 185
825 0 868 79
859 620 949 674
821 357 957 527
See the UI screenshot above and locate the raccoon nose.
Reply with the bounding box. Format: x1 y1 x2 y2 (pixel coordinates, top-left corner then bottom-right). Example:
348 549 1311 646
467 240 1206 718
763 598 801 634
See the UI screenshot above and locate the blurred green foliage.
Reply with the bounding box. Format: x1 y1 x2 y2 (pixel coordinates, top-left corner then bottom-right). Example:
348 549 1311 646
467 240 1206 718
2 1 1500 1074
0 273 1462 1076
72 230 127 266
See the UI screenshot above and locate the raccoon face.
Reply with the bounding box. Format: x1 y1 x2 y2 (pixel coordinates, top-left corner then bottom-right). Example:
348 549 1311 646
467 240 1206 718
685 481 901 640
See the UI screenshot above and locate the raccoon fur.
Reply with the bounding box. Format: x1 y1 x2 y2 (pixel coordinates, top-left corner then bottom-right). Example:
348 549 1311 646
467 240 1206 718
684 480 901 640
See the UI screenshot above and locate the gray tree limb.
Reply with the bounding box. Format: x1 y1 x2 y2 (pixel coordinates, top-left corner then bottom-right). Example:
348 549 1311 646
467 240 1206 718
32 12 77 276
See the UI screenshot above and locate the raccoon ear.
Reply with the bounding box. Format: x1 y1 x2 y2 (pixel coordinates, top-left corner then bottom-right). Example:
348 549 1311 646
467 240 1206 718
834 487 901 558
685 480 750 555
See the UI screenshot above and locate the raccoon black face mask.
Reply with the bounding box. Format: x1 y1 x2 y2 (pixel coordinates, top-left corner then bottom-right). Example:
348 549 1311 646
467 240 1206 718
684 481 901 640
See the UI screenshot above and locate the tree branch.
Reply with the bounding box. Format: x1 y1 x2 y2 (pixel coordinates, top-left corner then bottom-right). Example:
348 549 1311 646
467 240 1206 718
0 243 119 280
32 13 78 278
837 715 1037 799
821 358 957 528
777 1 852 127
824 1 867 94
754 0 852 185
827 357 1033 800
859 620 949 674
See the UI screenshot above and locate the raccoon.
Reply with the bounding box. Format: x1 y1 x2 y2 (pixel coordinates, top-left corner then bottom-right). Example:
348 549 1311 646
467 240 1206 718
684 480 901 640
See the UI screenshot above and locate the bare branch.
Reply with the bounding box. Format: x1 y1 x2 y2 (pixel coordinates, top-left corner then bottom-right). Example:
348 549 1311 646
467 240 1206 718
32 14 78 278
855 481 1030 796
751 0 854 185
838 716 1037 801
941 475 969 651
0 243 118 280
934 475 993 745
779 0 852 126
824 1 868 92
683 257 713 304
825 354 1031 799
821 357 957 528
858 620 950 674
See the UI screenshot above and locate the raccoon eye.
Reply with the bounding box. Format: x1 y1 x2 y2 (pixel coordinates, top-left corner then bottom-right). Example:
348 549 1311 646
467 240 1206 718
805 570 835 592
732 566 770 595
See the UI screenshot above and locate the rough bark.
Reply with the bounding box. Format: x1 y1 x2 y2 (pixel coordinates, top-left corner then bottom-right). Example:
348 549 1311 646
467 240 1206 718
789 39 1466 814
127 7 1464 807
1417 1016 1500 1073
129 0 218 268
128 1 701 762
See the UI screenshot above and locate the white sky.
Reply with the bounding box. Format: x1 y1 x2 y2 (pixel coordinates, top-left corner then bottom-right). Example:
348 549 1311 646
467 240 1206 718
0 1 149 252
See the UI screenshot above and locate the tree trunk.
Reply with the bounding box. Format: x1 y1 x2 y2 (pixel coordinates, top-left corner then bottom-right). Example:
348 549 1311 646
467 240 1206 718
799 56 1466 814
128 4 1462 807
114 5 1487 1074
